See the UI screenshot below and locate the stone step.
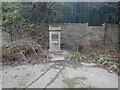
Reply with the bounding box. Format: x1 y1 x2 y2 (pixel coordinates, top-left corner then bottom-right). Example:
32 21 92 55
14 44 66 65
47 50 69 61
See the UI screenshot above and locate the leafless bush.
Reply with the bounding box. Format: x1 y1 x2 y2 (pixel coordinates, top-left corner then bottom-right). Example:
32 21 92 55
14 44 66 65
2 37 47 66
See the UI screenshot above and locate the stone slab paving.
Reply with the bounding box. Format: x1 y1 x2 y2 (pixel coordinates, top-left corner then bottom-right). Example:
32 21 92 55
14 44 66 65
2 63 54 88
48 62 118 88
28 66 63 88
1 61 119 88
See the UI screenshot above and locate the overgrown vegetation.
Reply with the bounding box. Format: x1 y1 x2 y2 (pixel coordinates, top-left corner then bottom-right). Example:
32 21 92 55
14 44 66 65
2 2 22 26
2 38 47 66
97 54 109 65
86 44 120 75
1 2 69 66
96 54 119 73
66 44 119 75
21 2 69 23
1 2 119 75
108 63 119 72
108 45 120 52
2 2 69 25
66 51 87 61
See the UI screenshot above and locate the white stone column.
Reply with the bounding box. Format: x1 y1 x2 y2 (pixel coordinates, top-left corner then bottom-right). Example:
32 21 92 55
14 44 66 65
49 26 61 52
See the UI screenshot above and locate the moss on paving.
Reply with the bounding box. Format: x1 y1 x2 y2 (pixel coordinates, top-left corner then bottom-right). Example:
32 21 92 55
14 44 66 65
63 77 93 88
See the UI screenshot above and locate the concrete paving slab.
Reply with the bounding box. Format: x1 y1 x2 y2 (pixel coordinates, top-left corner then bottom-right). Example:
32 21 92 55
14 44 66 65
1 61 118 88
2 63 53 88
48 64 118 88
28 66 62 88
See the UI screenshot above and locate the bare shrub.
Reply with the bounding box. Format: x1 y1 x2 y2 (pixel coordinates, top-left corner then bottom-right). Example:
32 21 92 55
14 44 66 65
2 38 47 66
72 44 83 52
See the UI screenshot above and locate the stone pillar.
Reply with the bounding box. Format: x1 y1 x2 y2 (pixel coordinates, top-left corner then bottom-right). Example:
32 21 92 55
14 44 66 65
49 26 61 52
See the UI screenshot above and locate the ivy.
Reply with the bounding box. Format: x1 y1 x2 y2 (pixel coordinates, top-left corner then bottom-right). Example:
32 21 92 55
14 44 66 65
2 2 22 26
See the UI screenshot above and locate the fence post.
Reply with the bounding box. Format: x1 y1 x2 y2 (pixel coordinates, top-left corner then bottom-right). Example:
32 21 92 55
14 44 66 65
102 23 106 44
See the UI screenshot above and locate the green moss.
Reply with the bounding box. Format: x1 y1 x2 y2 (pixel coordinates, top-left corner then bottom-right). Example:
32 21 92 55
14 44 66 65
63 77 93 88
63 78 76 88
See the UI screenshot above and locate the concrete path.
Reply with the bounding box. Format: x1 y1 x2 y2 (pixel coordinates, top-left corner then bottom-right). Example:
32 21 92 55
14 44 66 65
1 61 118 88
